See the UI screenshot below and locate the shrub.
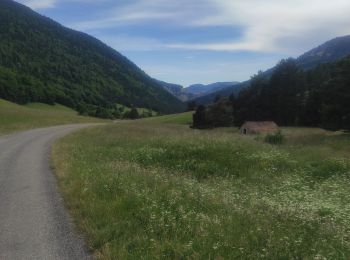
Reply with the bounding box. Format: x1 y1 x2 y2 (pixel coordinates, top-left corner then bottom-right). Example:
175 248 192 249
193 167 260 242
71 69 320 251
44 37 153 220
264 131 285 145
192 98 234 129
124 107 140 119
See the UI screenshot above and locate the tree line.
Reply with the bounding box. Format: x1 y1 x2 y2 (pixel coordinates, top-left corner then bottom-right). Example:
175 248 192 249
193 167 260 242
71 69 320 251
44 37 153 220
193 56 350 130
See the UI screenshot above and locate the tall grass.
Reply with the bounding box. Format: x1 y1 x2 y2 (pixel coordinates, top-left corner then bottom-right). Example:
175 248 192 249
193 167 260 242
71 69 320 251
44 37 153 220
52 119 350 259
264 130 285 145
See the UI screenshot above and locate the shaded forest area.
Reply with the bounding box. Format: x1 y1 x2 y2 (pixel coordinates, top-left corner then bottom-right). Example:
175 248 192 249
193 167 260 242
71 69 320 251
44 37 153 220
193 56 350 130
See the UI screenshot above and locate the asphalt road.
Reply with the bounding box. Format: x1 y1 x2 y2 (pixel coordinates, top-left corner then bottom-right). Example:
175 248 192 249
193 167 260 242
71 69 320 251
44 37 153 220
0 124 96 260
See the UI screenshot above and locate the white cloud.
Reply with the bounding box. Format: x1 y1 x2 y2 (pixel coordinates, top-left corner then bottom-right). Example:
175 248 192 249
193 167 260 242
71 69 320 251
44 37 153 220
72 11 176 31
17 0 350 55
17 0 56 9
16 0 107 10
98 35 167 52
70 0 350 55
185 0 350 54
71 0 213 30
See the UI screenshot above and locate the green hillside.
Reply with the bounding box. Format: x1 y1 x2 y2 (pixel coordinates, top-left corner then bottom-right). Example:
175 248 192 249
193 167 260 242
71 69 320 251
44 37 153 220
0 0 185 116
144 111 193 124
0 99 104 135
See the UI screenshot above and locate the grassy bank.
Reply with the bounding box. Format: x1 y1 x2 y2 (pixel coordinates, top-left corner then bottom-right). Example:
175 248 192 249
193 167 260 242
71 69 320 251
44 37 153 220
52 114 350 259
144 111 193 125
0 99 105 135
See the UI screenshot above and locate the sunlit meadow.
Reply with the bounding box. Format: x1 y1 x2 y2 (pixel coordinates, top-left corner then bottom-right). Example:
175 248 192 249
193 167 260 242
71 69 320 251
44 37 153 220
52 113 350 259
0 99 104 135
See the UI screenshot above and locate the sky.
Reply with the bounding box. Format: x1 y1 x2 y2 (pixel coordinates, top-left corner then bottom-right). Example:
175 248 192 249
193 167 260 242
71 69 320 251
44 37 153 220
16 0 350 87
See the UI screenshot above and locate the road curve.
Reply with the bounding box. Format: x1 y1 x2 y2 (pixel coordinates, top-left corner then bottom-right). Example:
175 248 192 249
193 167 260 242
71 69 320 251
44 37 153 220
0 124 97 260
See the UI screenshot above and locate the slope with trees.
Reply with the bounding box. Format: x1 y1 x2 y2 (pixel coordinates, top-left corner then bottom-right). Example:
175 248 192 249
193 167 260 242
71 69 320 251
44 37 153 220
192 35 350 106
0 0 185 117
235 56 350 130
193 56 350 130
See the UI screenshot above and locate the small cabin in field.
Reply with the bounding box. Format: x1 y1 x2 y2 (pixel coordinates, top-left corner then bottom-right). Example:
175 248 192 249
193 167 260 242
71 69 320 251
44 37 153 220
240 121 278 135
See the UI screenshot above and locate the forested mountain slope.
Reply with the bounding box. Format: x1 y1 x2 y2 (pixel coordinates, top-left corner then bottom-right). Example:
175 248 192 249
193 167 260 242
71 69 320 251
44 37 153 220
297 35 350 70
193 56 350 130
233 56 350 130
193 35 350 106
0 0 185 115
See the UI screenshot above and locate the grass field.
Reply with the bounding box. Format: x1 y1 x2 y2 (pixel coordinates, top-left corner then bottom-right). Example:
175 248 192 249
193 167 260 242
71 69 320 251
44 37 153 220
0 99 105 135
115 103 157 117
52 112 350 259
144 111 193 125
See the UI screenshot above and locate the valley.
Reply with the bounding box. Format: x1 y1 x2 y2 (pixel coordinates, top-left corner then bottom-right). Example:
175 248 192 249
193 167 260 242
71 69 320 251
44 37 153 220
1 0 350 259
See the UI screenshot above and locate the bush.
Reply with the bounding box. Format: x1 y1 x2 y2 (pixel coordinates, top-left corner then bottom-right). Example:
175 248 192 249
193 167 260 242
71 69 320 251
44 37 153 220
264 131 285 145
192 98 234 129
124 107 140 120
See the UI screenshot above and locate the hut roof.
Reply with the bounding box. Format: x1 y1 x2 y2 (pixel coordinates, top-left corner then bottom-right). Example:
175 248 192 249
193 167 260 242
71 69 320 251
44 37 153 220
241 121 278 133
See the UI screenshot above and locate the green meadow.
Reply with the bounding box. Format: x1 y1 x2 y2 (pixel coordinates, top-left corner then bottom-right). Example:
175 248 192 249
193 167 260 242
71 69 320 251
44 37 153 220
52 112 350 259
0 99 105 135
114 104 157 117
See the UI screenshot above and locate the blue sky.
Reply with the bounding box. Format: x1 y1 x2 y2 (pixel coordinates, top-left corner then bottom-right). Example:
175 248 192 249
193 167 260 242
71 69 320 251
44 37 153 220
16 0 350 87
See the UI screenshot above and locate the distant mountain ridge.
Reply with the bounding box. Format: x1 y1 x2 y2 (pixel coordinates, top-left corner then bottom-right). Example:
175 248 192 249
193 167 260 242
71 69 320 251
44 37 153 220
191 82 248 105
158 81 239 102
0 0 185 115
185 82 239 95
156 80 196 102
193 35 350 106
